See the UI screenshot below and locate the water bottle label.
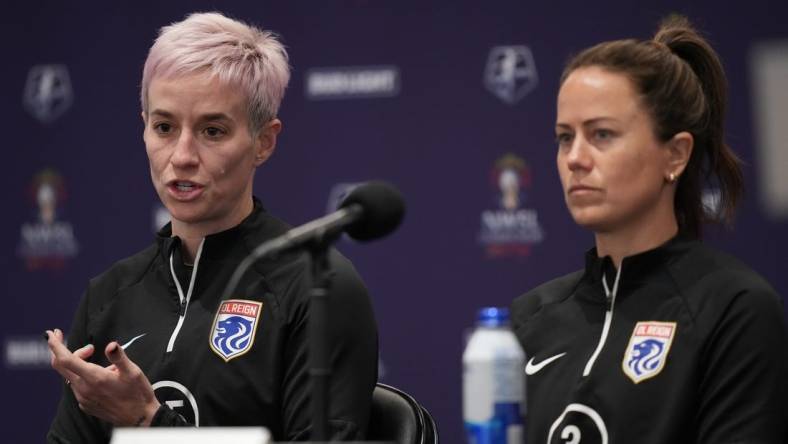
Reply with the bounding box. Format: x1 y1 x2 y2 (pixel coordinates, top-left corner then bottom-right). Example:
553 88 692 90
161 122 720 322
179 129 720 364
464 402 524 444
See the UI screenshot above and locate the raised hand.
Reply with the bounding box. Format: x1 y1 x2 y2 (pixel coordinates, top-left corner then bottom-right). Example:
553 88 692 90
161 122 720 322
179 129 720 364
46 329 161 427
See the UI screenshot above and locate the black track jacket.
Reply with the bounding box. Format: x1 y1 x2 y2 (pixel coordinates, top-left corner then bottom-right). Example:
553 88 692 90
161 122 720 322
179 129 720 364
512 235 787 443
48 198 378 442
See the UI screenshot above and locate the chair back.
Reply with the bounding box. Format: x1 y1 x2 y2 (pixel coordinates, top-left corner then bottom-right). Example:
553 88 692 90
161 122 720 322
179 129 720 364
367 383 438 444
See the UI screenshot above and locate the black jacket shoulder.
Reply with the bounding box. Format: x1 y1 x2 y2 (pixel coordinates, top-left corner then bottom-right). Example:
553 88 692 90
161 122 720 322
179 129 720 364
84 243 159 308
668 242 782 321
511 270 583 326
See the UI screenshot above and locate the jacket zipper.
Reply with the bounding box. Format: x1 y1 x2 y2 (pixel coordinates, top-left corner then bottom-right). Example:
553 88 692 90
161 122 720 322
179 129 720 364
582 265 622 376
166 239 205 353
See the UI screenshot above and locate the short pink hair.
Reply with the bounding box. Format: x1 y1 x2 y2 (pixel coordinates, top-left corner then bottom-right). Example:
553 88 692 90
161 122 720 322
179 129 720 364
140 12 290 135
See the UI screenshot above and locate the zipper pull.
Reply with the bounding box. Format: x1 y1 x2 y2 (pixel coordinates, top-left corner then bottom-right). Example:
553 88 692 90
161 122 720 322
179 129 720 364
178 298 187 317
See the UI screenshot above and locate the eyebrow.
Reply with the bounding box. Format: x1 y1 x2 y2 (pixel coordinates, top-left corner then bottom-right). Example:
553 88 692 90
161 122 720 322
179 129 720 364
555 117 620 129
149 109 174 119
149 109 234 123
200 113 234 123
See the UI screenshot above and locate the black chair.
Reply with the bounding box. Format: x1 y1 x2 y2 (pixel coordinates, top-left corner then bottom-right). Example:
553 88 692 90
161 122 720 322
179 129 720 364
367 382 439 444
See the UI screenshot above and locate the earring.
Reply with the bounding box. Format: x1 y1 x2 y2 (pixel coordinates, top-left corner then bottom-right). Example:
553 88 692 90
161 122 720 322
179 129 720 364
668 173 676 183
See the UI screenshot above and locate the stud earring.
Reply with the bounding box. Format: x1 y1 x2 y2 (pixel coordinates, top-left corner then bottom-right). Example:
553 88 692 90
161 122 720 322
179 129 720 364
668 173 676 183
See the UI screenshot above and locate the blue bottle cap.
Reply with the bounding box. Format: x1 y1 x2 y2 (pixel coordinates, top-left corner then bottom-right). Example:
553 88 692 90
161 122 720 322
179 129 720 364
477 307 510 327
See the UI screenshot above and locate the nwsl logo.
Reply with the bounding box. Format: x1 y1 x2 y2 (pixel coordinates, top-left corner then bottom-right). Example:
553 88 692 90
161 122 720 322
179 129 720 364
17 169 79 270
209 300 262 362
478 153 544 258
24 65 74 123
484 46 538 105
622 321 676 383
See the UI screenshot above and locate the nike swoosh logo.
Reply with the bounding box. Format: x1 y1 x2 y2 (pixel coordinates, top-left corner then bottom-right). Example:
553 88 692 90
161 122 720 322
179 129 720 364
525 352 566 375
121 333 147 350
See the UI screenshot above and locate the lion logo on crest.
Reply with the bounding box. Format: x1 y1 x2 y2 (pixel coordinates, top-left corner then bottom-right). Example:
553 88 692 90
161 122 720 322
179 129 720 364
209 300 262 362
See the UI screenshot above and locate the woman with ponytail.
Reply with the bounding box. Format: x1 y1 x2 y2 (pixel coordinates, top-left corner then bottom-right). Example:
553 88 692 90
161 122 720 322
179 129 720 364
511 15 786 443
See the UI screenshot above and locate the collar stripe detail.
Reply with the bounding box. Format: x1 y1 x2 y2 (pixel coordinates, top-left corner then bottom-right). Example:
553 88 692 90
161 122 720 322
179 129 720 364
166 238 205 353
582 264 622 376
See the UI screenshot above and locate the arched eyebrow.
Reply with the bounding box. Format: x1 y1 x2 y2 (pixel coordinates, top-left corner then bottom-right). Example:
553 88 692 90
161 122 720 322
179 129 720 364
555 117 621 129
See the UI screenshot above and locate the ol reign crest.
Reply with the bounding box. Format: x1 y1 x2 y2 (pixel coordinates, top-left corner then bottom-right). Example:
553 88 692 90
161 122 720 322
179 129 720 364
622 321 676 383
209 299 263 362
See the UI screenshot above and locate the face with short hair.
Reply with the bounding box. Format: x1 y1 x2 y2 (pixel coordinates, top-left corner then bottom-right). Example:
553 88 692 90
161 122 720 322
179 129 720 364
143 71 279 235
555 66 676 234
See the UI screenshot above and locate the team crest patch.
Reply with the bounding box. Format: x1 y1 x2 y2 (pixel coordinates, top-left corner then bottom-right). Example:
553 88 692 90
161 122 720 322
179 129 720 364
209 299 263 362
622 321 676 383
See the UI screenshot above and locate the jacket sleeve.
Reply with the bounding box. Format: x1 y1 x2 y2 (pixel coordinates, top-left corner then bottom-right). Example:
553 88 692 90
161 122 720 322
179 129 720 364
280 251 379 441
46 289 112 444
695 284 788 443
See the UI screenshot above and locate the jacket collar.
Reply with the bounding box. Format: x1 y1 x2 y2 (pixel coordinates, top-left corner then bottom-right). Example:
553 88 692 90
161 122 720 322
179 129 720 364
155 197 267 264
582 232 698 287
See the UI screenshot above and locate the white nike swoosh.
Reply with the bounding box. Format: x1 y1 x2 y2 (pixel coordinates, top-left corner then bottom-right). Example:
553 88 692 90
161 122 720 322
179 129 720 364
121 333 147 350
525 352 566 375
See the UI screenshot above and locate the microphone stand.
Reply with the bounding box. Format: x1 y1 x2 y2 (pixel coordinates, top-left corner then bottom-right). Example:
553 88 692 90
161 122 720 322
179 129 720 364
222 225 343 441
292 227 344 441
218 180 406 440
307 238 333 442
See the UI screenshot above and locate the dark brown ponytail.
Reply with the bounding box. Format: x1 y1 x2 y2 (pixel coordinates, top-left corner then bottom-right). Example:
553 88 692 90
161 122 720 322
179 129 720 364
561 15 743 238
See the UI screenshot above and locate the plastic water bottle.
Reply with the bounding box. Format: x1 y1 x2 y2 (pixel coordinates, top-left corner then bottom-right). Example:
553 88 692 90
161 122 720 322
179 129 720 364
463 307 525 444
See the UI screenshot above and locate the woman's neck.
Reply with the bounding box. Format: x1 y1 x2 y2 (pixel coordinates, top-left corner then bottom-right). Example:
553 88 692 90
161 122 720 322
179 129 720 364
170 197 254 263
176 234 203 264
595 217 679 268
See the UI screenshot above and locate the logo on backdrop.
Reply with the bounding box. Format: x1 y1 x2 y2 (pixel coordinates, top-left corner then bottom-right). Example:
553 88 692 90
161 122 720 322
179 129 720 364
478 153 544 258
4 336 52 368
23 64 74 123
622 321 676 383
484 46 538 104
17 169 79 270
305 66 400 100
209 299 263 362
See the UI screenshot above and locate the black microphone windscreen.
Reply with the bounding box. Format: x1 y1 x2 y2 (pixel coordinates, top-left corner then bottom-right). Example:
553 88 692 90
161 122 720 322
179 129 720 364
339 181 405 241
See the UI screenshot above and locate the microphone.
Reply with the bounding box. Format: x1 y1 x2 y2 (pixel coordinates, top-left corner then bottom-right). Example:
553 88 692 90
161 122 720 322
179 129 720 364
334 180 405 241
221 181 405 300
256 180 404 258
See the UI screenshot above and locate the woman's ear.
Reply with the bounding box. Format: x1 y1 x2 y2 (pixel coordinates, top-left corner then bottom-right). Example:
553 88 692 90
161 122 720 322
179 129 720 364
665 131 693 182
254 119 282 167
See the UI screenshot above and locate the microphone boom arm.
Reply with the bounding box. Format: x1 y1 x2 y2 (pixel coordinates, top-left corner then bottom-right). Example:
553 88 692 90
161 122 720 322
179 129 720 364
218 180 404 440
220 204 362 302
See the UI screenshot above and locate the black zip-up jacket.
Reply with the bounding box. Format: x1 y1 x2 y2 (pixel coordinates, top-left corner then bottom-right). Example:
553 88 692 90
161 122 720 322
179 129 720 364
48 198 378 442
512 235 787 443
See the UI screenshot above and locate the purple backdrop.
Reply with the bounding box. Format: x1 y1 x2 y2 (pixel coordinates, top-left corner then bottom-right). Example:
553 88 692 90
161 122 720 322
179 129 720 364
2 1 786 443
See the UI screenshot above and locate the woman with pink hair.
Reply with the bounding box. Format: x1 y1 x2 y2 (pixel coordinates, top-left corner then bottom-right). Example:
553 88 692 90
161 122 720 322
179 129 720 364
46 12 378 442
